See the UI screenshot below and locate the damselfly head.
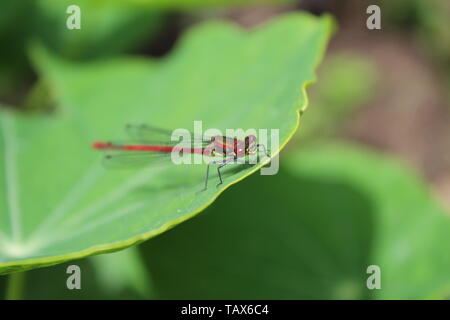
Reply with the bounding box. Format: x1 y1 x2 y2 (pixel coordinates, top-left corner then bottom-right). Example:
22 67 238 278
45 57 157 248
245 135 257 154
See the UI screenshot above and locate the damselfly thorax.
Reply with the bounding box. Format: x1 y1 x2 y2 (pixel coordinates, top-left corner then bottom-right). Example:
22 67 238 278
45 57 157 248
204 135 258 158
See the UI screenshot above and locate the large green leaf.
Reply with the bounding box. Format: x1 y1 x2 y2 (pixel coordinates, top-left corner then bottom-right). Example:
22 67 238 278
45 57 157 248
0 13 333 274
141 143 450 299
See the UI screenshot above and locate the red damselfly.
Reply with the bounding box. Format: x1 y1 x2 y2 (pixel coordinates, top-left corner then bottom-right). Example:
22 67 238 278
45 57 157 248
92 124 270 191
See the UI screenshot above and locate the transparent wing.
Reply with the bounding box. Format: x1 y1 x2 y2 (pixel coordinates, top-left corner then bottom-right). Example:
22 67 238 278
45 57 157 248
101 151 172 169
125 123 210 146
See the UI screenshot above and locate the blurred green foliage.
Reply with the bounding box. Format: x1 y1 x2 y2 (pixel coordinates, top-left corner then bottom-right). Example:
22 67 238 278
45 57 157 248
299 52 378 139
90 247 154 299
0 0 164 98
0 0 293 100
1 0 450 301
0 247 152 299
385 0 450 74
34 0 165 59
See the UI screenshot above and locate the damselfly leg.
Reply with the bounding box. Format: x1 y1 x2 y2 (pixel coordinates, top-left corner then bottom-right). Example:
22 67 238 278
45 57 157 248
202 157 236 191
256 144 271 158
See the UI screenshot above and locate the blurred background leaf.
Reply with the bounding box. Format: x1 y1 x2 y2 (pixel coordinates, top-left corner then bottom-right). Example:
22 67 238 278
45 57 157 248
140 143 450 299
385 0 450 67
0 247 152 299
0 0 293 103
0 0 165 102
90 247 154 299
298 52 378 139
33 0 165 60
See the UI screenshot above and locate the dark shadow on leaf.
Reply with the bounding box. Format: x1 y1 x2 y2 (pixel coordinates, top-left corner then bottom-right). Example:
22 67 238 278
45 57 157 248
141 166 376 299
